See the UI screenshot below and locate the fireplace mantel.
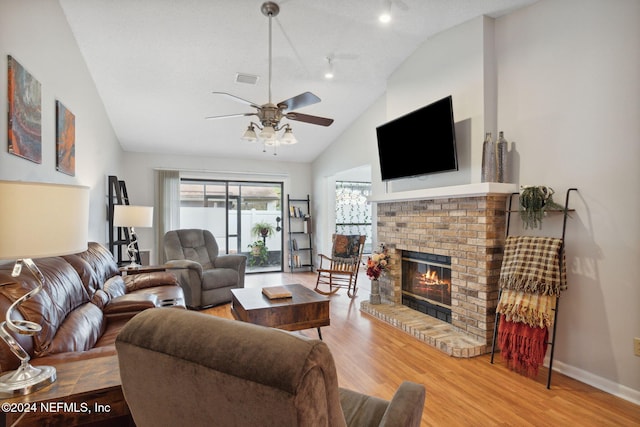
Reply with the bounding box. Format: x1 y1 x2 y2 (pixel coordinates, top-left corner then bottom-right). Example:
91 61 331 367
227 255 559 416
369 182 517 203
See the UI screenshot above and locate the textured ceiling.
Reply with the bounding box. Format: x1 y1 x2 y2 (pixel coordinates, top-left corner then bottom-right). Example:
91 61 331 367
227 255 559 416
59 0 537 162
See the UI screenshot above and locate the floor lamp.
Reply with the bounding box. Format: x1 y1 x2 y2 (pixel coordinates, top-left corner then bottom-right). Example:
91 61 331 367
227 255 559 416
0 181 89 397
113 205 154 267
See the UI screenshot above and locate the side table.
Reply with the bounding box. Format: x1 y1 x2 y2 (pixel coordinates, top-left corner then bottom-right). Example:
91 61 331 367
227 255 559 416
0 355 132 426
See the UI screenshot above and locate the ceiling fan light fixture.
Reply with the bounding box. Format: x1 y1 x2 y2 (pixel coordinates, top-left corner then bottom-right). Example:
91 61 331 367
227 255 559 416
280 126 298 145
209 2 333 155
242 124 258 142
259 125 276 140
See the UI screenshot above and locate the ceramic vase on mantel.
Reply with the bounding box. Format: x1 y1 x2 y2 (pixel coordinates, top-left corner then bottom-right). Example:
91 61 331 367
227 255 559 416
481 132 496 182
370 279 381 304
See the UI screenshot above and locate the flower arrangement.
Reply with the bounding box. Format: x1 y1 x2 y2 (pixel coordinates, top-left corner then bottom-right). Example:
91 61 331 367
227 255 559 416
366 244 391 280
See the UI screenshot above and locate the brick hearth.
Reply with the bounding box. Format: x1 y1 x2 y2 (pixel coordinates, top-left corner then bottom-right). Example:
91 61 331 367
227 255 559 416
362 184 515 357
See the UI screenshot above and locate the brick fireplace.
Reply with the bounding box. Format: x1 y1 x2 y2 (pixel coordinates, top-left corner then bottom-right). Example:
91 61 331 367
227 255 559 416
361 183 515 357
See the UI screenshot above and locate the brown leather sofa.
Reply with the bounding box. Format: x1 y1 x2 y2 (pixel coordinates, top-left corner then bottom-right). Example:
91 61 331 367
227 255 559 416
0 242 185 371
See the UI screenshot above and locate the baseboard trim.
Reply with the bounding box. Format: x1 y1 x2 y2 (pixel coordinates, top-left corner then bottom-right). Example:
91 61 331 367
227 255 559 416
552 360 640 405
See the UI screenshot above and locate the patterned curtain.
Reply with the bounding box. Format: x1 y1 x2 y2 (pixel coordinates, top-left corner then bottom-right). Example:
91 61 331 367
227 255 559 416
335 181 372 253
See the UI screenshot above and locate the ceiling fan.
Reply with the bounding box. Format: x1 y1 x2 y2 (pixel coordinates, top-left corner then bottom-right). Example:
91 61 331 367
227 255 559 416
206 1 334 152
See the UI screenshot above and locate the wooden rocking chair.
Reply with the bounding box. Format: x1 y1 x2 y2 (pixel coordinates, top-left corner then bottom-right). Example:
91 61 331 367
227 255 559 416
315 234 366 298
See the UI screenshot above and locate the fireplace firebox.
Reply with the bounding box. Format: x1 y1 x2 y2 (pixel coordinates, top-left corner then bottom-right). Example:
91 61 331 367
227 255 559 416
401 251 452 323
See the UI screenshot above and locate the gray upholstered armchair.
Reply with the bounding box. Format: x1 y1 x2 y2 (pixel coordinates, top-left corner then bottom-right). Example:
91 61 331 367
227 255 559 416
163 229 246 309
116 308 426 427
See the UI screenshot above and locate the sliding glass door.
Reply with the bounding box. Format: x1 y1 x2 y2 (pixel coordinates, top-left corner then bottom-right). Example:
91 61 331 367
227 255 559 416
179 179 283 273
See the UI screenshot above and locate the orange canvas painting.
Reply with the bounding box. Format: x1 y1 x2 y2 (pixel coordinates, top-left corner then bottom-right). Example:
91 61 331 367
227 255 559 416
56 101 75 176
8 55 42 163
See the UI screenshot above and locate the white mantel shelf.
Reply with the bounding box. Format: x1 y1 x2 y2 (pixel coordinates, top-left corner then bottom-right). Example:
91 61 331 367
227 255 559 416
369 182 518 203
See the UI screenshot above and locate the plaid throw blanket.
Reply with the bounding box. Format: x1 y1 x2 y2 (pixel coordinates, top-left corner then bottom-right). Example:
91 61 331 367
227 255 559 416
497 289 557 328
498 236 567 296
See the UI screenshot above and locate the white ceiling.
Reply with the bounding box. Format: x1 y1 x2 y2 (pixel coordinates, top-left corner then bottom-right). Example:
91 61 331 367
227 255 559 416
59 0 537 163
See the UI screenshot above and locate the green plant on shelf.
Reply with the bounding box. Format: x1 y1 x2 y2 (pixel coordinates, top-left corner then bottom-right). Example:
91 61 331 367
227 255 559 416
251 222 275 239
519 185 565 229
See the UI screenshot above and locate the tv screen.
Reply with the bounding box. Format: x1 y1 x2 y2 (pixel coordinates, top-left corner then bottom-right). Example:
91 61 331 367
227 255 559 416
376 95 458 181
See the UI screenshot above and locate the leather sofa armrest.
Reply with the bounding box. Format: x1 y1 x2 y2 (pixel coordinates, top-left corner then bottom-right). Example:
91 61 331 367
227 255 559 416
213 254 247 271
104 293 158 315
124 271 179 292
165 259 203 276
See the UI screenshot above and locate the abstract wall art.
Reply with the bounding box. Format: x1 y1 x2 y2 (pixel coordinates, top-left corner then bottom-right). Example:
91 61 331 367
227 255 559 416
8 55 42 163
56 101 76 176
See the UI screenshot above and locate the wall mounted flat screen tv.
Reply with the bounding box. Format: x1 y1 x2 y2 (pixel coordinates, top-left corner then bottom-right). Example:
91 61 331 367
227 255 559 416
376 95 458 181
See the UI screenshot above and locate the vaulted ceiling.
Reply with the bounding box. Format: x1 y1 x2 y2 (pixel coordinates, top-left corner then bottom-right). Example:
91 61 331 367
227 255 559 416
59 0 537 162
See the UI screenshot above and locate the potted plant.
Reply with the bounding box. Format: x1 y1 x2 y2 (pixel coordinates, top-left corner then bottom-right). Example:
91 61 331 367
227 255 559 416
247 222 275 267
519 185 564 229
247 240 269 266
251 222 275 239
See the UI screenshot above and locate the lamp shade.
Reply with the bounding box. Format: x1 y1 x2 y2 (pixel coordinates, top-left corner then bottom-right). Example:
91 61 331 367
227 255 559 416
259 125 276 140
113 205 154 228
0 181 89 259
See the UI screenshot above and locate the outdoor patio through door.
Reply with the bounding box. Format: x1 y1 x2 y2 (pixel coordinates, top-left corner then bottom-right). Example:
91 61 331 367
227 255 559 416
179 179 283 273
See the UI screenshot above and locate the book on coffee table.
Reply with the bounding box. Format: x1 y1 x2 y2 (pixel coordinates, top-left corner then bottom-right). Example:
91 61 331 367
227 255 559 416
262 286 293 299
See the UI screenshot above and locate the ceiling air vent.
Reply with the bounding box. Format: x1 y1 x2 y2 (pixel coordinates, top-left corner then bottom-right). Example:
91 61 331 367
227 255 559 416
235 73 259 85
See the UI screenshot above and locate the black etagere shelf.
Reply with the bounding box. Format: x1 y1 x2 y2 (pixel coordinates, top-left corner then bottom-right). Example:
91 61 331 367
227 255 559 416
287 194 313 272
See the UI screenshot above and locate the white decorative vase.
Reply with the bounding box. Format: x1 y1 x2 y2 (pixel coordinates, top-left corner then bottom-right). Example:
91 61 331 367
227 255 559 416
370 279 381 304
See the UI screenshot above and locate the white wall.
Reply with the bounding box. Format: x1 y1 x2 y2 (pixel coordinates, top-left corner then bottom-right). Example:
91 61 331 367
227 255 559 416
0 0 123 242
312 0 639 403
312 96 385 257
384 16 490 192
495 0 640 401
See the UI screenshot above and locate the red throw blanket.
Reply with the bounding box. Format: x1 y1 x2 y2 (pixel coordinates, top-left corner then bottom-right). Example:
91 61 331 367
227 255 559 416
498 315 548 378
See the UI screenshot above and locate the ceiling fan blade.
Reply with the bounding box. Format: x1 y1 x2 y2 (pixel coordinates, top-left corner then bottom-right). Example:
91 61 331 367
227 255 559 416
285 112 334 127
211 92 260 109
205 112 256 120
277 92 321 111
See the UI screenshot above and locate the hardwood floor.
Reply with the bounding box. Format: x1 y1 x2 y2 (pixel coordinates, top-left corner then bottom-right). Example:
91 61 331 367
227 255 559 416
204 271 640 426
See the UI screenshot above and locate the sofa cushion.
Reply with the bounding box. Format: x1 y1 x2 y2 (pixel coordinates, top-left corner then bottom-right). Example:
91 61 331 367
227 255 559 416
91 289 111 309
62 253 101 296
72 242 120 287
103 275 126 299
0 257 90 357
103 294 158 315
48 302 106 354
124 271 179 292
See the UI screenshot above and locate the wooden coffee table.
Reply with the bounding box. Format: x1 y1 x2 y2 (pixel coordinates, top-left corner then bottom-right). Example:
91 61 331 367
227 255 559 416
231 284 330 339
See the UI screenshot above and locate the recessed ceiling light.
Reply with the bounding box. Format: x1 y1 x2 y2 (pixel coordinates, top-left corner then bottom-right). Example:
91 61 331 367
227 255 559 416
379 12 391 23
324 56 334 79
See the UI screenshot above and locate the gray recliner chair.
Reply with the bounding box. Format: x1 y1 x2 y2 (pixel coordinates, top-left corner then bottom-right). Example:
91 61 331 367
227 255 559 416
116 308 426 427
163 229 246 309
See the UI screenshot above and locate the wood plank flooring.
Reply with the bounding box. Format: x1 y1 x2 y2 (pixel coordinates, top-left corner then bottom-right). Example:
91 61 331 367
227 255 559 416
204 272 640 426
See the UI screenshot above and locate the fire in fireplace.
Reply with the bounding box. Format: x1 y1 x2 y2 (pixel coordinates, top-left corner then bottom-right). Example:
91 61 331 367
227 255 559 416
401 251 452 323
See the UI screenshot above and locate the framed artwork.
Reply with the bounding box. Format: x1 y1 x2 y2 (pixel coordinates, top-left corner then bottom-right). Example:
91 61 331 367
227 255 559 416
7 55 42 163
56 101 76 176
